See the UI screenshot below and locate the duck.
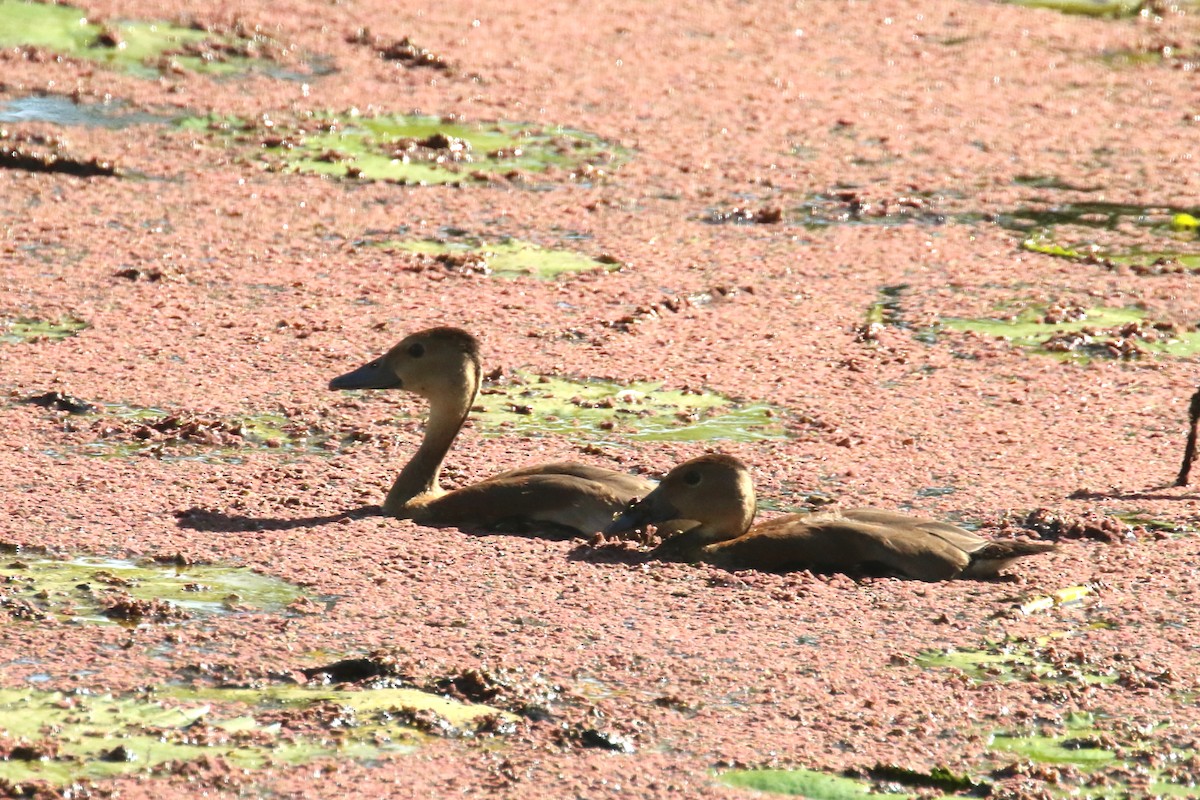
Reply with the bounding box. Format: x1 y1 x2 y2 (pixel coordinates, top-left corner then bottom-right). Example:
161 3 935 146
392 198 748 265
605 453 1055 581
330 326 656 535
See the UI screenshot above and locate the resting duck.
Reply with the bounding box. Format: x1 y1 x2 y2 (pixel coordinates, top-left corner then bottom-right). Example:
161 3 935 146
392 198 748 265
330 326 655 535
605 453 1055 581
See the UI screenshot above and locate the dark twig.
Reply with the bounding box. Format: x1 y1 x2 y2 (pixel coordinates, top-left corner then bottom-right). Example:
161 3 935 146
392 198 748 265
1175 387 1200 487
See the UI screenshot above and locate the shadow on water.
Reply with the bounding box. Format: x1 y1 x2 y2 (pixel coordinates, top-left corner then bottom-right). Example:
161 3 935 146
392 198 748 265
176 506 588 541
175 505 382 532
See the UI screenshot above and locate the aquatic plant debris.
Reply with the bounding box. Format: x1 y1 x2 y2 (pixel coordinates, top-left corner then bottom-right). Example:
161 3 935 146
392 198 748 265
0 0 289 77
37 402 347 459
0 683 510 785
472 373 787 442
180 112 628 184
940 305 1200 361
0 556 305 624
0 316 87 343
377 237 617 279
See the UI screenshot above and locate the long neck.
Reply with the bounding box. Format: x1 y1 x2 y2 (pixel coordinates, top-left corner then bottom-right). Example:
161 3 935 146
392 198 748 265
384 367 479 513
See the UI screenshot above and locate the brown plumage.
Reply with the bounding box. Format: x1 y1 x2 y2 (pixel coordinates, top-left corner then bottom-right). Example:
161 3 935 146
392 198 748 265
606 453 1055 581
330 327 654 535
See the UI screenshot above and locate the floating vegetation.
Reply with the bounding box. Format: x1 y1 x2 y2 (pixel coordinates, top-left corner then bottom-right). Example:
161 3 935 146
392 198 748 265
40 403 348 460
791 190 949 228
1013 174 1102 192
720 767 892 798
720 721 1200 799
0 95 173 129
990 714 1200 798
1110 512 1194 534
857 284 911 342
0 683 509 785
997 201 1198 235
940 304 1200 361
375 237 617 279
474 373 787 442
0 556 306 625
916 635 1117 685
606 284 750 333
702 205 783 225
181 112 627 185
719 765 983 798
1004 0 1143 16
346 28 451 71
0 316 87 343
995 201 1200 273
1023 236 1200 274
0 0 294 78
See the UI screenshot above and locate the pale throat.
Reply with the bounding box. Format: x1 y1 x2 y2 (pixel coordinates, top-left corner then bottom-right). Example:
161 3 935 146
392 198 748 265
383 369 479 513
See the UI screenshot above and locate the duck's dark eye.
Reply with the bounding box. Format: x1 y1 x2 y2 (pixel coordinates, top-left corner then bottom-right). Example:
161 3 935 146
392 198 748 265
408 342 425 358
683 471 701 487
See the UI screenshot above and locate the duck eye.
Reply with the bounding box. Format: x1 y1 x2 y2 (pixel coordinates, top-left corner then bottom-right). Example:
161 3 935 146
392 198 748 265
408 343 425 358
683 471 702 487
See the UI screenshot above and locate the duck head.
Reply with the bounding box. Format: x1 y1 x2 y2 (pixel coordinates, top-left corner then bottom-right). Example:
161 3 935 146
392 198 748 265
604 453 756 544
330 326 482 400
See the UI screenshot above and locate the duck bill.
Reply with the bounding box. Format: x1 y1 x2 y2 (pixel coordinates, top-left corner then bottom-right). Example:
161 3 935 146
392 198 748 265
604 485 677 536
329 360 402 390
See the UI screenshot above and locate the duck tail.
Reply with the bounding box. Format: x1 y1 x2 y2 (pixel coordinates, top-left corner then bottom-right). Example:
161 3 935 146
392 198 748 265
964 540 1057 579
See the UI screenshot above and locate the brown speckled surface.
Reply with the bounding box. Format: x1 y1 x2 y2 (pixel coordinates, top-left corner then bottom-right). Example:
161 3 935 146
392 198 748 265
2 0 1200 796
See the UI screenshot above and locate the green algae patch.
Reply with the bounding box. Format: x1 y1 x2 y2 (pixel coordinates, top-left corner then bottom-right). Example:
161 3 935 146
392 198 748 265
474 374 787 442
1005 0 1142 16
1111 512 1194 534
163 683 513 731
0 1 288 78
0 556 305 625
1 317 87 344
182 112 627 185
991 714 1118 767
989 715 1200 797
917 638 1116 685
1023 235 1200 273
941 305 1200 361
720 768 899 798
380 237 616 279
0 683 510 785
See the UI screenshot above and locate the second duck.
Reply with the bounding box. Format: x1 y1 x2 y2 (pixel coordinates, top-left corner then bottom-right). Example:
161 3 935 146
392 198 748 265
606 453 1055 581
